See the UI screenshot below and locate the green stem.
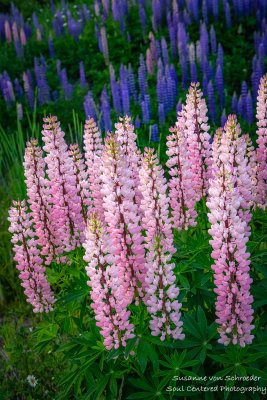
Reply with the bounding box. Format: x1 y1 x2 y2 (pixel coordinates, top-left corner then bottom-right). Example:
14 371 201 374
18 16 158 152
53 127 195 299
202 196 208 231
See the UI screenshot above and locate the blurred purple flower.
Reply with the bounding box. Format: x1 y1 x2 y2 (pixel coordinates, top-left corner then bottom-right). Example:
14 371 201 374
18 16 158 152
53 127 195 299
221 109 227 127
207 80 216 123
246 91 254 124
79 61 87 90
231 92 238 114
210 25 217 54
151 124 159 142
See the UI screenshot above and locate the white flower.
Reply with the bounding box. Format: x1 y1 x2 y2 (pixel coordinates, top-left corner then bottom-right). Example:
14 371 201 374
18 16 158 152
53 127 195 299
27 375 38 387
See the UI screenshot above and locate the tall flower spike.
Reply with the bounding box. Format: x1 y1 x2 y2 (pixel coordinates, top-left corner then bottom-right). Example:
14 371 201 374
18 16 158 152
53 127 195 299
207 157 254 347
115 115 143 210
242 134 258 207
101 132 147 306
223 115 253 230
83 117 105 219
8 200 55 313
255 74 267 209
166 123 198 230
183 82 212 201
83 212 135 350
24 139 63 265
69 144 92 234
42 116 84 250
139 148 184 341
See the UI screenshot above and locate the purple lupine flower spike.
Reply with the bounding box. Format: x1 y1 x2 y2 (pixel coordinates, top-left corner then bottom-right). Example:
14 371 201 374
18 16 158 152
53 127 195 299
215 64 224 109
158 102 165 126
48 37 55 58
210 25 217 54
225 2 232 28
232 92 238 114
135 115 140 129
79 61 87 90
190 61 198 83
207 80 216 123
221 109 227 127
241 81 248 119
151 124 159 142
246 91 254 124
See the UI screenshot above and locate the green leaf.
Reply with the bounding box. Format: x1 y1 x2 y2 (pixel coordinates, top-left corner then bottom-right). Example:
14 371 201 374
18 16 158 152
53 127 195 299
179 275 190 289
33 339 51 352
200 273 212 287
105 347 123 362
128 378 155 392
124 337 137 359
199 347 206 364
183 316 202 340
56 289 88 306
251 262 267 278
235 365 247 376
59 368 79 387
153 370 172 378
179 369 199 378
109 377 117 397
158 374 174 391
137 340 148 373
177 350 187 367
243 352 267 363
144 336 173 347
159 360 171 368
77 354 101 376
172 339 200 348
208 354 230 364
197 307 207 338
213 367 233 378
246 367 267 380
127 393 153 399
93 375 109 400
182 360 200 368
145 342 159 370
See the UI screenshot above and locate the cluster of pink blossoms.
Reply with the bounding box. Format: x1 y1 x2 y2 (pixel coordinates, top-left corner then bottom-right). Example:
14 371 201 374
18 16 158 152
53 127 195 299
82 124 184 347
207 116 255 347
242 134 257 207
100 132 147 305
83 117 104 220
23 139 58 265
83 212 134 350
182 82 212 201
8 200 55 313
220 116 253 230
10 116 102 313
255 74 267 208
42 116 84 250
139 148 184 341
115 116 143 210
9 76 267 348
166 123 198 230
69 143 91 226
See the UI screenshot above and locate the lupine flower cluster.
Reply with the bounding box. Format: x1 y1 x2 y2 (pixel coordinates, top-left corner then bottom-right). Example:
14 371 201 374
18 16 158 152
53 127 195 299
181 82 212 201
8 75 267 349
139 148 184 341
83 212 135 350
255 74 267 208
8 200 55 313
1 0 265 134
9 113 185 348
166 124 198 230
207 117 255 347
